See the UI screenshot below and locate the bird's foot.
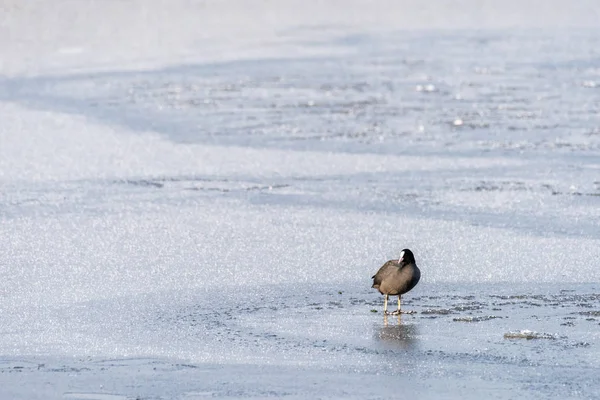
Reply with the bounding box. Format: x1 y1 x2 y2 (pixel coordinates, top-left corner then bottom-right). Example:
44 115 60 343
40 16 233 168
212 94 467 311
390 310 416 315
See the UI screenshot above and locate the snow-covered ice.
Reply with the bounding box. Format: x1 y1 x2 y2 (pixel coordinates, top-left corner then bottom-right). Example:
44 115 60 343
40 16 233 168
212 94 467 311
1 1 600 399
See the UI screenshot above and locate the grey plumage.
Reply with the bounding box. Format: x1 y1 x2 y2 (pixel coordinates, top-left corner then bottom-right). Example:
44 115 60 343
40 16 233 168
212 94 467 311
372 248 420 315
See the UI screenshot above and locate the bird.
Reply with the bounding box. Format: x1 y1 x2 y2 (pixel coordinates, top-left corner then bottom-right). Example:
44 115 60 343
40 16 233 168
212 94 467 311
372 248 420 315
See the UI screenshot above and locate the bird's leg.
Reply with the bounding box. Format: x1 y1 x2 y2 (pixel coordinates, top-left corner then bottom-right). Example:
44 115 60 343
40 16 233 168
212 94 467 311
390 295 402 315
383 294 389 315
394 296 418 314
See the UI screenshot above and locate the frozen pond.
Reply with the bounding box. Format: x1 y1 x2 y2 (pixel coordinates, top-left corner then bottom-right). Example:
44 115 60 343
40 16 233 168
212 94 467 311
1 1 600 399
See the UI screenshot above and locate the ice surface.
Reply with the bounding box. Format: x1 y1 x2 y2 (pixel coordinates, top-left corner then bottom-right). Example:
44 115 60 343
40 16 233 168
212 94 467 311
1 1 600 399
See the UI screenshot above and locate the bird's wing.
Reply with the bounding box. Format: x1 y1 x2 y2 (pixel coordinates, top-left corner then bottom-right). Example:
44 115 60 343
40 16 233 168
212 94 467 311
372 260 396 286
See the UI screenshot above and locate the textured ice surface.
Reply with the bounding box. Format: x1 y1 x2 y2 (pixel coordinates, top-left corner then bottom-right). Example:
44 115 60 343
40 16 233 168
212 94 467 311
1 1 600 399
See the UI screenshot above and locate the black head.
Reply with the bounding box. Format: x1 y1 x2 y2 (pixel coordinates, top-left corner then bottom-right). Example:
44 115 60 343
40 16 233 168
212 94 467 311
398 248 415 265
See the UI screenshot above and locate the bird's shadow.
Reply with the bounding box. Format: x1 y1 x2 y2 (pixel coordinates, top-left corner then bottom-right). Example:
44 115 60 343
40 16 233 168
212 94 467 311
374 315 419 350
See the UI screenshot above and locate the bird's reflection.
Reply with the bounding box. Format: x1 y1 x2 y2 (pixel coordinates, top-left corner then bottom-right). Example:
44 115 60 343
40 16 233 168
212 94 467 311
375 315 419 349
